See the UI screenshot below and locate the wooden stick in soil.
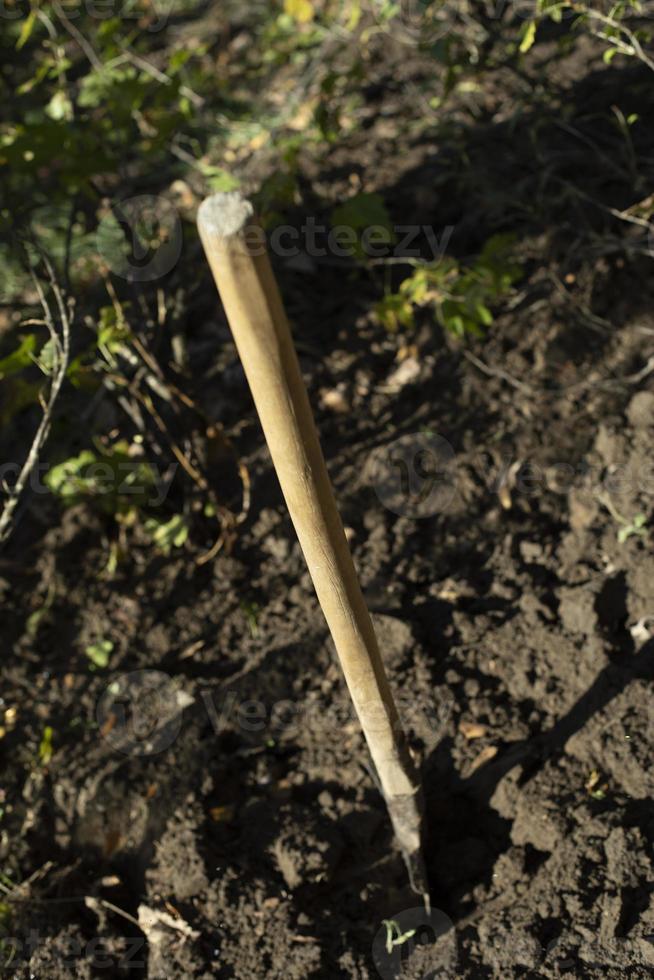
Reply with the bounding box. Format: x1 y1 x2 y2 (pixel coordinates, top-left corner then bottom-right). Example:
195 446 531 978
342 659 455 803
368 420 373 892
197 192 429 907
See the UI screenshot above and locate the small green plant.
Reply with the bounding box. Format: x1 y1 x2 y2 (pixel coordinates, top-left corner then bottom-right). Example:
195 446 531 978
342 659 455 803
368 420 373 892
38 726 54 766
0 899 12 930
143 514 189 555
598 493 649 543
45 443 157 513
375 234 521 337
522 1 654 72
241 600 261 638
617 512 648 543
85 640 114 669
383 918 417 954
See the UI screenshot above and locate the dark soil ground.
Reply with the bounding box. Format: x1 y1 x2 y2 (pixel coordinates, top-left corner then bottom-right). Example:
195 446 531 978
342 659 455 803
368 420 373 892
2 13 654 979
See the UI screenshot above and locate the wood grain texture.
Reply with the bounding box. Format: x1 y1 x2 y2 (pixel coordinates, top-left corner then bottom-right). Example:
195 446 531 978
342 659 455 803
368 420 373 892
197 193 426 889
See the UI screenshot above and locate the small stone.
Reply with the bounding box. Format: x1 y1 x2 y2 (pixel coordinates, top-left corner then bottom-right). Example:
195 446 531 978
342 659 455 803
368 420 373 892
626 390 654 428
519 540 544 563
559 586 597 635
459 721 487 740
319 387 350 413
317 790 334 810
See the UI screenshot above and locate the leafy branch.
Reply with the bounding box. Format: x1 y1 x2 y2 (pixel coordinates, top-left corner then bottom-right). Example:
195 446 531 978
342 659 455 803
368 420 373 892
375 235 522 337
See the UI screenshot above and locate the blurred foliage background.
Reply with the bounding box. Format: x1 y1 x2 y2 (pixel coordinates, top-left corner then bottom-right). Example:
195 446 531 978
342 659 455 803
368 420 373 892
1 0 652 562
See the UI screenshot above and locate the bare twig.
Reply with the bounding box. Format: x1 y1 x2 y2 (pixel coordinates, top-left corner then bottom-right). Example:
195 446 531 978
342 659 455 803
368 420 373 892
462 349 535 395
113 49 204 107
582 6 654 74
0 263 72 547
51 0 102 70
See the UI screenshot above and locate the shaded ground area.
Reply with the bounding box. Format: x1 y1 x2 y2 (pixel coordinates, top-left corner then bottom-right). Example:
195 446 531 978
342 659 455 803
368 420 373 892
2 9 654 979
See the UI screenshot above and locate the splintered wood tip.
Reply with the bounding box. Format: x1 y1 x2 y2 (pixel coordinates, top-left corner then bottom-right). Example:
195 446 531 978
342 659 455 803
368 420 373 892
197 191 255 240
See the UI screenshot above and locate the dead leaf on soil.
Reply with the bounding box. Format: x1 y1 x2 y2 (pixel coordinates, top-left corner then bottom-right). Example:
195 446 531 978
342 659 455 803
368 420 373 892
169 179 197 216
209 805 235 822
585 769 608 799
382 356 421 392
629 616 654 649
99 713 117 739
137 904 200 944
319 387 350 413
102 828 124 858
396 344 419 362
459 721 488 740
435 579 464 602
100 875 121 887
497 460 522 510
288 98 319 131
180 639 205 660
272 840 302 890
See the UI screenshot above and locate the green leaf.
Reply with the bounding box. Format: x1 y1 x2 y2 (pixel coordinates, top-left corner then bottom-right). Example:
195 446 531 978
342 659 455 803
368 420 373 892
446 314 466 337
85 640 113 668
200 165 241 192
38 726 54 765
96 306 132 352
45 446 156 512
17 59 52 95
144 514 189 554
168 49 192 72
34 337 59 376
45 451 97 498
475 302 494 327
520 21 537 53
0 335 37 379
45 91 74 122
16 10 37 51
617 513 648 542
284 0 314 23
65 353 96 390
374 294 415 332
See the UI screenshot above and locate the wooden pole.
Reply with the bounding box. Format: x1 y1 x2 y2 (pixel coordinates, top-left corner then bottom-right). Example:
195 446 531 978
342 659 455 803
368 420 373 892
197 192 429 905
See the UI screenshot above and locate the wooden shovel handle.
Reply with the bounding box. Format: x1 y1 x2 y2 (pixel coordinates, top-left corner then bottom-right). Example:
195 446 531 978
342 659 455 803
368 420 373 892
197 193 423 846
